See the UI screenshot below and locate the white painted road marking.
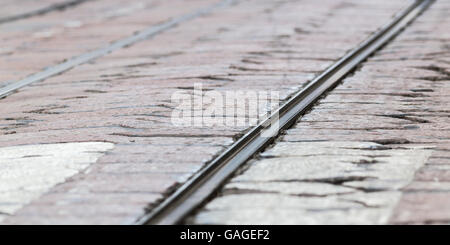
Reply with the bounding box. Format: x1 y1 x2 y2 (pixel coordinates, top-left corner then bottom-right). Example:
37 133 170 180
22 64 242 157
0 142 114 222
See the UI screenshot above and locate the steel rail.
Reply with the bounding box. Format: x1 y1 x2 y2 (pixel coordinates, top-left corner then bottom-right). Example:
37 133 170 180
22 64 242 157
0 0 234 99
0 0 92 25
136 0 434 225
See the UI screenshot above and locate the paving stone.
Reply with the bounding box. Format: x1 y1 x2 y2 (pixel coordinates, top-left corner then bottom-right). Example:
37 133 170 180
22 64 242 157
390 192 450 224
194 142 431 224
193 0 450 225
224 182 355 197
0 0 417 224
0 0 75 21
0 142 113 216
193 194 394 225
0 0 214 87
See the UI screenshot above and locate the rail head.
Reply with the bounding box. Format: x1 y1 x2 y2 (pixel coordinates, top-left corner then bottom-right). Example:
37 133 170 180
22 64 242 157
135 0 435 225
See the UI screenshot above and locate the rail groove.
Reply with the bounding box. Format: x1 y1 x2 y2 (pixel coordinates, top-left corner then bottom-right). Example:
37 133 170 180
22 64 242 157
0 0 234 99
135 0 434 225
0 0 92 25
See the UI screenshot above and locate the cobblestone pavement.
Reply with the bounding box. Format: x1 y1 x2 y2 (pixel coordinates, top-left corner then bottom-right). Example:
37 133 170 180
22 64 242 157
0 0 215 87
0 0 83 22
0 0 446 225
192 0 450 225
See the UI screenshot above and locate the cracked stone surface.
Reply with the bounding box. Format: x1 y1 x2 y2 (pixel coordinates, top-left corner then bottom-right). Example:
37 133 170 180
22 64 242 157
0 0 409 224
192 142 432 225
192 0 450 225
0 0 214 87
237 142 432 186
0 142 114 222
0 0 75 20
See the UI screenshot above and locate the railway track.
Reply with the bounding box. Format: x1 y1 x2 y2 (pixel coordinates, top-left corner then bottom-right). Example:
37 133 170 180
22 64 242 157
135 0 435 225
0 0 91 24
0 0 233 99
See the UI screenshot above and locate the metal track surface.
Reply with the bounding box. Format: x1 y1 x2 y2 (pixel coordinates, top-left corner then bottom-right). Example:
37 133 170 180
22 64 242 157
0 0 234 99
136 0 434 225
0 0 92 24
